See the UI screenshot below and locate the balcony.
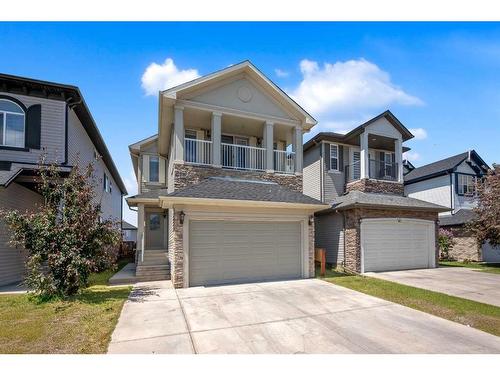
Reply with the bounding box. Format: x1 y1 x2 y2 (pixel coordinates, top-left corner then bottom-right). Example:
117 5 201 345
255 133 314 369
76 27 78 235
345 159 399 183
184 138 296 174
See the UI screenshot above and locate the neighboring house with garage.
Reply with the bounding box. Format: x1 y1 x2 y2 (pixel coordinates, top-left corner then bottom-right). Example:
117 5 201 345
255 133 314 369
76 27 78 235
404 150 498 262
122 221 137 243
303 110 448 273
127 61 327 288
0 73 127 287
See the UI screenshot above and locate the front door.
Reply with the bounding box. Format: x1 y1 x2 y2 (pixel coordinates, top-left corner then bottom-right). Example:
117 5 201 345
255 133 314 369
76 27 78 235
146 212 164 249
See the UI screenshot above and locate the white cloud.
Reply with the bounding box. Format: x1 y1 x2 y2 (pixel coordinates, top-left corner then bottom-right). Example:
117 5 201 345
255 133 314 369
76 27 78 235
403 151 421 161
409 127 428 140
289 59 423 131
274 68 289 78
141 58 200 96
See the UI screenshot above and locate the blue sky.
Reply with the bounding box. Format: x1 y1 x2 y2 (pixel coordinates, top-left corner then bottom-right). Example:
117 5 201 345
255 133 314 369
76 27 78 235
1 22 499 224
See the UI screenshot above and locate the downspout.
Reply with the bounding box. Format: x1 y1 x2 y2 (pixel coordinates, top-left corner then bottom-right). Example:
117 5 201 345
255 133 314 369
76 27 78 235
449 172 454 214
342 210 346 269
319 142 324 202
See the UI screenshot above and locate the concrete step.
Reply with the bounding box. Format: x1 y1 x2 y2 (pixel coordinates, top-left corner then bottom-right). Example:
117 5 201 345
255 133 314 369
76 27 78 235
134 274 171 282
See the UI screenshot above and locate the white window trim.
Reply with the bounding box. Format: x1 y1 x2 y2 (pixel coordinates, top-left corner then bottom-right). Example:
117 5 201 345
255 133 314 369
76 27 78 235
104 174 112 193
329 143 340 172
149 155 160 183
458 174 476 197
0 99 25 148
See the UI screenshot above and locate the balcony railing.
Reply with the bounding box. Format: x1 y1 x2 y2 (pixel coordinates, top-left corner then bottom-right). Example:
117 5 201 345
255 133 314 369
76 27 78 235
221 142 266 171
274 150 295 174
344 159 399 182
184 138 296 174
185 138 212 165
368 159 398 181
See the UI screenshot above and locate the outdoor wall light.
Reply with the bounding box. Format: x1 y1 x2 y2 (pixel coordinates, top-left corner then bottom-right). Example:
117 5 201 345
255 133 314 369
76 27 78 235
179 211 185 224
309 215 314 226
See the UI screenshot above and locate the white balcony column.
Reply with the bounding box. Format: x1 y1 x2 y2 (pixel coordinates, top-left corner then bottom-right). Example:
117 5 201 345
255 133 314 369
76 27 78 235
395 137 403 182
173 105 184 162
136 204 145 260
211 111 222 167
293 125 303 174
360 130 369 179
264 121 274 173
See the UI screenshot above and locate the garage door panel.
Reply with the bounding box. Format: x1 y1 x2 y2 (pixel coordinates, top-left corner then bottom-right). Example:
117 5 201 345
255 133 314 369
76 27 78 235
189 221 302 286
362 219 434 272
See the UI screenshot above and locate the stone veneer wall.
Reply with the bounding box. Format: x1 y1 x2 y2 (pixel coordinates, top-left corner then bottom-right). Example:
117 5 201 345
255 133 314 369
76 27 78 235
346 178 404 196
446 226 481 262
343 208 439 273
169 209 184 288
173 163 303 192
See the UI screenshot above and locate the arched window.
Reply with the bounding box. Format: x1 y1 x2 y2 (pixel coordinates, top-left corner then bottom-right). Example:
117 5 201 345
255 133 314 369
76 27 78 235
0 99 25 148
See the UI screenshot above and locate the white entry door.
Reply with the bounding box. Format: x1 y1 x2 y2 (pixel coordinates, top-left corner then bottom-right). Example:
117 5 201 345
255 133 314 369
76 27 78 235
361 218 436 272
188 220 302 287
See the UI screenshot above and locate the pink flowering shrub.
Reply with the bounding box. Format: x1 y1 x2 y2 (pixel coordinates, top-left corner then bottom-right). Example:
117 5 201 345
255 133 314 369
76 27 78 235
2 159 120 298
438 228 455 260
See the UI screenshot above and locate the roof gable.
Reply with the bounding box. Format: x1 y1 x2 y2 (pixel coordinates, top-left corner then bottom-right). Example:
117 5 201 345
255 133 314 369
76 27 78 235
161 61 316 129
187 75 294 120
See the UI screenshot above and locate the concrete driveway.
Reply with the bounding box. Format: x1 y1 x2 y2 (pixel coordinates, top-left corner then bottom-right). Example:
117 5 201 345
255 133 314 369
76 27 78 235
366 267 500 307
107 278 500 354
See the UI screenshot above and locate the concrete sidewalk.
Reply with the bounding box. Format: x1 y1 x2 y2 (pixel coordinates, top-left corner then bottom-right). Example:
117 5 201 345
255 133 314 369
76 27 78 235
107 278 500 354
366 267 500 307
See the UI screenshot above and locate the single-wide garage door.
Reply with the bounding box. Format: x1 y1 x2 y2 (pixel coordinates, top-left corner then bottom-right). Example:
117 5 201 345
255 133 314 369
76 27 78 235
361 218 435 272
189 221 302 287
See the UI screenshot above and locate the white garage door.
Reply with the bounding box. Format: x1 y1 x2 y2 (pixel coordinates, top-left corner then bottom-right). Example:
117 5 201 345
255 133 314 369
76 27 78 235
189 221 302 287
361 218 435 272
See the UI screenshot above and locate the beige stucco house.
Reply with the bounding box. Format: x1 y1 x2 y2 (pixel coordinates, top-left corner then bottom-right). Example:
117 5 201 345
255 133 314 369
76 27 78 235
127 61 327 288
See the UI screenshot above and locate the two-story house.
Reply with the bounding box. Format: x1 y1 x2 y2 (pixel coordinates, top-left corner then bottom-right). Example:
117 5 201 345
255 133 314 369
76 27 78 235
127 61 327 288
303 111 448 273
404 150 499 262
0 73 127 287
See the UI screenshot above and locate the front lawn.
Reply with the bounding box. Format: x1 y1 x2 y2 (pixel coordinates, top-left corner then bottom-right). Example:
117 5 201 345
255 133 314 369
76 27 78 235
439 260 500 275
318 267 500 337
0 260 132 354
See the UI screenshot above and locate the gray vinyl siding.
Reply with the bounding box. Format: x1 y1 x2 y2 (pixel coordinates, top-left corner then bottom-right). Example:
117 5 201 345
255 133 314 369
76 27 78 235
67 109 121 221
315 212 344 265
0 92 66 164
303 143 321 200
0 183 43 286
323 142 347 204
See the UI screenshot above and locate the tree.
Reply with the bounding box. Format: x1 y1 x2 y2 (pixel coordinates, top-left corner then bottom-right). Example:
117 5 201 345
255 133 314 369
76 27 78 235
468 164 500 247
2 159 121 298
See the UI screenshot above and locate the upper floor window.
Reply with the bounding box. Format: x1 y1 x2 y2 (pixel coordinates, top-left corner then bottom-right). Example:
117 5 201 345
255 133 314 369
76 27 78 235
0 99 25 148
457 174 476 196
149 156 159 182
104 173 112 193
329 144 339 171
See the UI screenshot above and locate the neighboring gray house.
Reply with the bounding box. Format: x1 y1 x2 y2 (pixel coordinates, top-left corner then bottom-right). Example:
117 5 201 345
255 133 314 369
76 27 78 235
127 61 327 287
0 73 127 286
404 150 499 262
303 111 448 273
122 221 137 243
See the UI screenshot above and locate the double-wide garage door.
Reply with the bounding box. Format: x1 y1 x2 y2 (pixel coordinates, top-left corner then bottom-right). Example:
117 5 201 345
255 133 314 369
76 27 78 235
361 218 436 272
189 221 302 287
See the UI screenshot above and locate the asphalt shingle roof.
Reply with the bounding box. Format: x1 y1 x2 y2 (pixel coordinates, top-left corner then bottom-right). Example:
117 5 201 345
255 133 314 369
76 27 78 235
331 190 450 211
439 209 476 226
404 152 468 183
0 163 72 187
129 177 324 205
121 220 137 230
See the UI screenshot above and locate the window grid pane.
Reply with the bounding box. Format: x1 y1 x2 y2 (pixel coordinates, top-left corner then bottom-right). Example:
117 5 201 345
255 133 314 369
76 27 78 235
330 144 338 171
5 113 24 147
149 156 159 182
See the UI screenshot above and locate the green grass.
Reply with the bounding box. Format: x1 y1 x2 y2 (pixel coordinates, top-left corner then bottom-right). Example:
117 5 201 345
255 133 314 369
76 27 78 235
0 259 132 354
318 267 500 337
439 260 500 275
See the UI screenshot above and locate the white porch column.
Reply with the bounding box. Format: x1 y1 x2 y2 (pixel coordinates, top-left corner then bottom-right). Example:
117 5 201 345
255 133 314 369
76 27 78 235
293 125 303 174
360 130 369 179
264 121 274 173
395 137 403 182
211 111 222 167
173 105 184 162
136 203 145 261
